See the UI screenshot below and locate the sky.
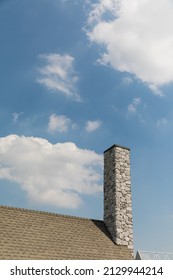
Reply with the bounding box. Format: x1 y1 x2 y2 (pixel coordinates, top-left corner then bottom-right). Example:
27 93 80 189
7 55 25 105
0 0 173 254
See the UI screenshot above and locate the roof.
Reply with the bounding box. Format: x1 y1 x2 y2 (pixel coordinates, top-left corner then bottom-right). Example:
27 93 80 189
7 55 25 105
0 205 133 260
136 250 173 260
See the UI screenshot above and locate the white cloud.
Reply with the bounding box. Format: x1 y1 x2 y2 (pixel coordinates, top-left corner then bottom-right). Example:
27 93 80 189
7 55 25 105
128 97 141 113
85 120 101 132
48 114 71 133
37 53 81 101
0 135 103 209
87 0 118 25
87 0 173 93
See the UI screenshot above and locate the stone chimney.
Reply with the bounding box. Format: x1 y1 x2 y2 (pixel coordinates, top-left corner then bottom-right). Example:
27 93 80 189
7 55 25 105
104 144 133 253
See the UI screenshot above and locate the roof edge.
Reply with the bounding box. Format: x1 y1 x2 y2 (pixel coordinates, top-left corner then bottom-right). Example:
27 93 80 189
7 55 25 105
0 205 102 222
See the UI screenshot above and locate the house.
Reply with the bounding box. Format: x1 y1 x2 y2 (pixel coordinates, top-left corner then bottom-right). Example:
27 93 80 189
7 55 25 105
136 251 173 260
0 144 134 259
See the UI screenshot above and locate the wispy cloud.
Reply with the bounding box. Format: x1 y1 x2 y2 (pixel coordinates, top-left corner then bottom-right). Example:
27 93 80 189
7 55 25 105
37 53 81 101
156 118 168 127
85 120 101 132
87 0 173 94
0 135 103 209
122 76 133 86
149 84 163 97
12 112 23 123
128 97 141 113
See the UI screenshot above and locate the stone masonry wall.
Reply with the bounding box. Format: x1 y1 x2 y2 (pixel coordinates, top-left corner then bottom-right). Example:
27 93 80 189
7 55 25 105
104 145 133 253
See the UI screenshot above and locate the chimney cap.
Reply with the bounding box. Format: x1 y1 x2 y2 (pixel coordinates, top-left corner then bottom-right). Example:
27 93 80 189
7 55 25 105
104 144 130 153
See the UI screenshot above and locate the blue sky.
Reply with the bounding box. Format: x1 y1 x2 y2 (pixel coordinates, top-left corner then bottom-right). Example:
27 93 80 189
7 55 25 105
0 0 173 254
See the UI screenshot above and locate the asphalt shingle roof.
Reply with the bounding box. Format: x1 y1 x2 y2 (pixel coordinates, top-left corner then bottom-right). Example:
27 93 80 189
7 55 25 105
0 205 133 259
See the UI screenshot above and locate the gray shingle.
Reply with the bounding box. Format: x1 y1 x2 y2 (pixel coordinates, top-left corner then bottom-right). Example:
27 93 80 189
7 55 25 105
0 205 133 259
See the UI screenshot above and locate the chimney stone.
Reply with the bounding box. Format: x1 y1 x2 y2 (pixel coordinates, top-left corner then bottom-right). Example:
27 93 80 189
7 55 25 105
104 144 133 253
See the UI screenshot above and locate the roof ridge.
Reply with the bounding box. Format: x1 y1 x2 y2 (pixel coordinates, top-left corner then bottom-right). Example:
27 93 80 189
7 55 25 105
0 205 102 221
